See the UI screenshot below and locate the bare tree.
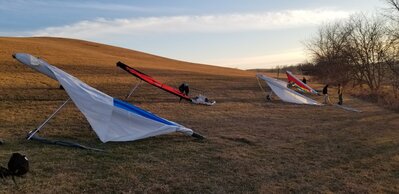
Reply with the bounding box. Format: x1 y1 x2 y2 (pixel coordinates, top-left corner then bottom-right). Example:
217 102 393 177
304 2 399 105
383 0 399 96
384 0 399 38
383 33 399 97
306 13 397 93
305 21 353 85
385 0 399 13
345 14 393 92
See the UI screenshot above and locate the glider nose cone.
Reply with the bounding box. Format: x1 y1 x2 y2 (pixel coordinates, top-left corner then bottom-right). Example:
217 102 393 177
13 53 58 80
14 53 39 66
12 53 16 59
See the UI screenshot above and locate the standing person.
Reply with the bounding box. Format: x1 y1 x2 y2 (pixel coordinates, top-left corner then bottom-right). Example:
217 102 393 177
337 84 343 105
302 77 307 84
178 83 189 102
266 92 273 101
322 84 331 104
287 81 294 88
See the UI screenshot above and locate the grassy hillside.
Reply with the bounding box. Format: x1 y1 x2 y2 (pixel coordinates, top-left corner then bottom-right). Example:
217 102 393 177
0 37 398 193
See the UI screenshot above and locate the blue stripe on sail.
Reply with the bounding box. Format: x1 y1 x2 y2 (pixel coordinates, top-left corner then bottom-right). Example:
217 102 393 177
113 98 177 126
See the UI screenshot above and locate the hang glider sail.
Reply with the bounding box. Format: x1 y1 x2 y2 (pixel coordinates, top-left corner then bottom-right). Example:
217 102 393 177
13 53 203 143
286 71 318 95
257 73 322 106
117 61 216 106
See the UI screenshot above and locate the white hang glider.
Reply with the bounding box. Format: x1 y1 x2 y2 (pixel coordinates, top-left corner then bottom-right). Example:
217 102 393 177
13 53 204 146
256 73 322 106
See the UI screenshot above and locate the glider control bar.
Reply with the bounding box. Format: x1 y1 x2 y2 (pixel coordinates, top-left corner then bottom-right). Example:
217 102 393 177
191 132 205 139
29 133 105 152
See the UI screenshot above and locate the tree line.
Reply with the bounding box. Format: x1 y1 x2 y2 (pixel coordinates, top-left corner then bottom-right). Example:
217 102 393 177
304 0 399 97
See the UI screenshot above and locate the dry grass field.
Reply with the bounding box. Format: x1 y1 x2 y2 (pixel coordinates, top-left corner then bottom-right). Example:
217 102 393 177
0 37 398 193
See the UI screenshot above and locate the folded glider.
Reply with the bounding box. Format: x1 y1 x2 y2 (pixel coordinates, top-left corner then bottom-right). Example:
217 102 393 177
257 73 322 106
13 53 203 143
117 61 216 106
286 71 318 95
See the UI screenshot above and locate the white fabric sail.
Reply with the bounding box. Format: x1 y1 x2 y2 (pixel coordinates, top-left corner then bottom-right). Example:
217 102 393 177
257 73 322 105
14 53 194 142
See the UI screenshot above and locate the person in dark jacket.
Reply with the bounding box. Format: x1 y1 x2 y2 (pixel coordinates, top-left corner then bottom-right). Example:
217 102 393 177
302 77 307 84
287 81 294 88
337 84 343 105
178 83 189 102
322 84 331 104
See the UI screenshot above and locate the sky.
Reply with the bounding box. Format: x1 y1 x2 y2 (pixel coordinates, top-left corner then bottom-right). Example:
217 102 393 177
0 0 387 69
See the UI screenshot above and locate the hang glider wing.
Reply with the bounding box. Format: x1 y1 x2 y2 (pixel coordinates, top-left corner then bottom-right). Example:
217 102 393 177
13 53 200 143
286 71 319 95
257 74 322 105
116 62 192 101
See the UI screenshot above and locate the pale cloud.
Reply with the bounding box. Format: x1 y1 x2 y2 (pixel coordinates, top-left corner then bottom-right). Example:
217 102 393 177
25 9 353 69
32 9 353 38
204 48 306 70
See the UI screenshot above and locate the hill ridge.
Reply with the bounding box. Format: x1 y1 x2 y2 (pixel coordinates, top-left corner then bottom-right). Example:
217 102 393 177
0 37 251 77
